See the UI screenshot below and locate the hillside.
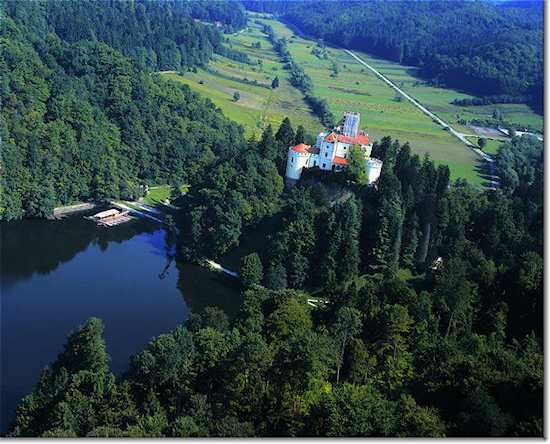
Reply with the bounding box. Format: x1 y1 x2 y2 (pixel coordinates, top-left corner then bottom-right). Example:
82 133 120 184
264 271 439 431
258 18 485 185
1 0 543 438
0 2 277 221
5 0 247 71
161 19 322 138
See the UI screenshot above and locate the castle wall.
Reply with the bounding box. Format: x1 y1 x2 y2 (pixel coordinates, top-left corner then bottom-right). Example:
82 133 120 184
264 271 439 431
334 141 348 158
364 144 373 157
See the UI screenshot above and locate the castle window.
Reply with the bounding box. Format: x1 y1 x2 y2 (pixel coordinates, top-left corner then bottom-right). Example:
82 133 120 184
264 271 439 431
325 152 328 157
291 157 294 163
322 163 326 168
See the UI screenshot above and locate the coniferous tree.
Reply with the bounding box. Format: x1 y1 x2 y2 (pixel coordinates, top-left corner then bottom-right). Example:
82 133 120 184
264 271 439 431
258 125 277 161
275 117 295 148
264 261 288 290
294 125 305 144
333 307 362 384
401 212 419 268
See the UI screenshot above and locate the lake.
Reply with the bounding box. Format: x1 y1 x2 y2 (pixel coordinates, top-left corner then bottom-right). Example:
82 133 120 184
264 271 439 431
0 213 241 433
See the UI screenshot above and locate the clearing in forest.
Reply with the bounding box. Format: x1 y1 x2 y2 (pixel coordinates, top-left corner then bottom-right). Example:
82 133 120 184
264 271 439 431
161 20 322 139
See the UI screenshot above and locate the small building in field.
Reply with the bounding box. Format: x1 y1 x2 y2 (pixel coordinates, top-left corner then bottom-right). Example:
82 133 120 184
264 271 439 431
285 111 383 185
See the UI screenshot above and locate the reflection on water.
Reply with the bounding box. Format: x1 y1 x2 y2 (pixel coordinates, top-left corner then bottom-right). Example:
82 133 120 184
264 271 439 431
0 213 241 432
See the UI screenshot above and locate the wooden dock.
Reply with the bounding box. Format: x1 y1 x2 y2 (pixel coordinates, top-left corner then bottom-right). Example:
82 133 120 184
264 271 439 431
85 209 134 227
96 212 134 227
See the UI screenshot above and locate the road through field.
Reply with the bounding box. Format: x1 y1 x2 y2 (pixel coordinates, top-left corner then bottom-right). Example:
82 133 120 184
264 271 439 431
345 50 499 186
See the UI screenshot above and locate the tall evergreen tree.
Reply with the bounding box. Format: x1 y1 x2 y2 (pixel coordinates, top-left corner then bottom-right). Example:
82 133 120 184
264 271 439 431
294 125 305 144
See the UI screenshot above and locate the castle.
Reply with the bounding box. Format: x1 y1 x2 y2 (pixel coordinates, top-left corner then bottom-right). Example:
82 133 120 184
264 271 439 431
285 111 383 185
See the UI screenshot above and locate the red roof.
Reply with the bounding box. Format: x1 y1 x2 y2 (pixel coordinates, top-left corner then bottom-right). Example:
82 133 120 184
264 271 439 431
339 133 370 145
291 143 311 153
290 143 319 154
333 156 348 166
324 132 369 146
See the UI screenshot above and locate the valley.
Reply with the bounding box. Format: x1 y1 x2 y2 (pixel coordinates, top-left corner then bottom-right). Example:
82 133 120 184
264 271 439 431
162 19 322 138
170 13 542 188
1 0 543 438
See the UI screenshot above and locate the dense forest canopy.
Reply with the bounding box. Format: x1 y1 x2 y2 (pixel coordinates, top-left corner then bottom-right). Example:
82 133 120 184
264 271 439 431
5 0 247 70
8 131 543 437
0 0 260 221
243 0 543 112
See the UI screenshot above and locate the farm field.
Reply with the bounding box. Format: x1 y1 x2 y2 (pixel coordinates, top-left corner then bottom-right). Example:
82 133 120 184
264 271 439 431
161 20 321 138
353 51 544 134
465 137 503 155
262 18 485 185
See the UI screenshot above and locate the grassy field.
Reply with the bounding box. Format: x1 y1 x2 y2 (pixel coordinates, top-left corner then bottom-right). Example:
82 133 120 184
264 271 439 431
465 137 503 155
143 185 188 206
262 18 486 185
352 52 543 134
161 20 322 138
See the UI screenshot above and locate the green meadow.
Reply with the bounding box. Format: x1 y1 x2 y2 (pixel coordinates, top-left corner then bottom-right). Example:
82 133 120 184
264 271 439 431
261 18 485 185
163 14 539 187
353 52 543 134
465 137 503 155
142 184 188 206
161 20 321 138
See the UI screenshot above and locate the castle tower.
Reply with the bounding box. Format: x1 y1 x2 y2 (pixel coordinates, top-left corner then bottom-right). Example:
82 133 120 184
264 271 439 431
342 111 360 137
365 158 383 184
285 143 313 182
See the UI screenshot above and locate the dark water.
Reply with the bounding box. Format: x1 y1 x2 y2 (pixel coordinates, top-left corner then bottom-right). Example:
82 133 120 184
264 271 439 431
0 214 241 433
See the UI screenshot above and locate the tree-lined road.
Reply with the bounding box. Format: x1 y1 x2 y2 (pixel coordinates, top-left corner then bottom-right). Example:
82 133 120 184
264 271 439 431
345 50 499 187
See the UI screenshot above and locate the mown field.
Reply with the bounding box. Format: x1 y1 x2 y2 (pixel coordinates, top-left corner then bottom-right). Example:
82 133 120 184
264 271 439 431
465 137 503 155
142 184 189 206
357 52 544 134
161 20 321 138
262 18 486 185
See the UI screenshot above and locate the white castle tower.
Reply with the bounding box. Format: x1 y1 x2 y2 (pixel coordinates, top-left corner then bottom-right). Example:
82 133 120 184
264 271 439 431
284 111 382 186
286 143 317 181
365 158 383 184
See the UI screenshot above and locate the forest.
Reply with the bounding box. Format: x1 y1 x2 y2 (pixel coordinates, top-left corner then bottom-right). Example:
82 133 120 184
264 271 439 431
6 0 247 70
0 1 256 221
9 121 543 436
2 0 544 437
243 0 544 113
